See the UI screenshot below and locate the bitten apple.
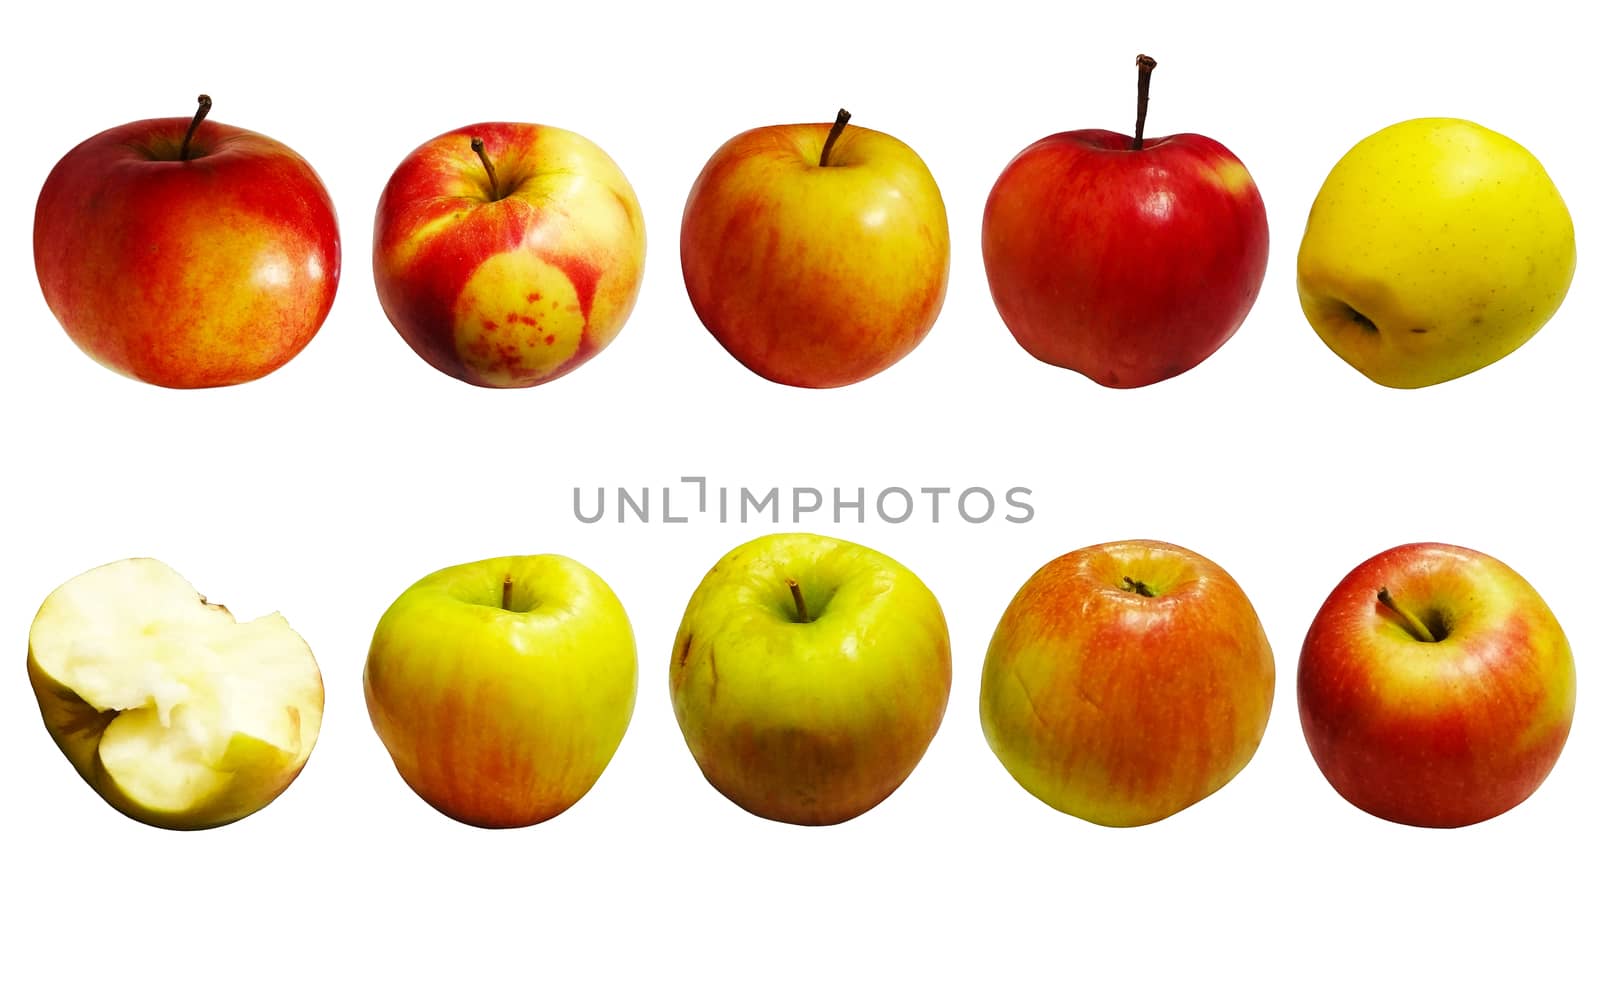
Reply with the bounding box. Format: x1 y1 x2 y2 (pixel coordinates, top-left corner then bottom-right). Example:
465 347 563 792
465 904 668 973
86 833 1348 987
680 110 950 388
364 555 637 828
373 123 646 388
981 540 1275 826
670 533 951 825
1298 543 1576 827
982 56 1269 388
27 558 325 829
34 95 340 388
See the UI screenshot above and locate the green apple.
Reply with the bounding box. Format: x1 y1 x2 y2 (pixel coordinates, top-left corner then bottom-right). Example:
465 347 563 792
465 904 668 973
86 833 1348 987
1297 117 1576 388
364 554 636 828
670 532 951 825
27 558 324 830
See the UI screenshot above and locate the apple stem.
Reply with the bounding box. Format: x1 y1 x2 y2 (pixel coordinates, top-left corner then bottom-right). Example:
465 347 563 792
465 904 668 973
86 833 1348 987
786 577 811 623
502 575 513 611
1121 576 1156 598
1377 588 1437 643
819 108 851 167
471 137 501 200
179 94 212 162
1132 54 1157 151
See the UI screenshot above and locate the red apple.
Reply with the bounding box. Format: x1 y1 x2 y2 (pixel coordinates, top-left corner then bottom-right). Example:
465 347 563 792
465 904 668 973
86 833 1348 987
373 122 646 388
680 109 950 388
34 95 340 388
1298 542 1576 827
980 539 1275 826
982 56 1268 388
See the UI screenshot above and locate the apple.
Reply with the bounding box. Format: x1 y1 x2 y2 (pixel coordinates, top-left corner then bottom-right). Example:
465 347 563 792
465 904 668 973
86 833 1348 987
982 55 1269 388
670 532 951 824
373 123 646 388
364 554 637 827
680 110 950 388
980 539 1275 826
1298 542 1576 827
1297 118 1576 388
27 558 324 830
34 95 340 388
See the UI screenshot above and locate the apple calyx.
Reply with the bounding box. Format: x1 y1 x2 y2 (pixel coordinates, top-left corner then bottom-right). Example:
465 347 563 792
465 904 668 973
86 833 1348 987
1120 576 1157 598
179 93 212 161
470 136 502 200
785 577 813 623
1376 587 1442 643
819 109 852 167
1132 54 1157 151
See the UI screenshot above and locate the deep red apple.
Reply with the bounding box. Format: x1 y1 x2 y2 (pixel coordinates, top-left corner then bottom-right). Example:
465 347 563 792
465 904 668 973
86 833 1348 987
982 55 1268 388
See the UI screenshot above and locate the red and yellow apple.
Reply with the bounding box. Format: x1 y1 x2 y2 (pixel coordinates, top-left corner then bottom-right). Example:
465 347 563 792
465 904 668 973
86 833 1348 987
680 110 950 388
982 56 1268 388
34 95 341 388
670 533 951 824
27 558 325 829
1298 542 1576 827
373 123 646 388
980 539 1275 826
364 554 637 828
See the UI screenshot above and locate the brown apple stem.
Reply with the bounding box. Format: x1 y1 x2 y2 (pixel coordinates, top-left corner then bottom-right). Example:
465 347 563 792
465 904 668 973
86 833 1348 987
471 137 501 199
1132 55 1157 151
786 577 811 623
819 108 851 167
179 94 213 161
1377 587 1437 642
502 575 514 611
1121 576 1156 598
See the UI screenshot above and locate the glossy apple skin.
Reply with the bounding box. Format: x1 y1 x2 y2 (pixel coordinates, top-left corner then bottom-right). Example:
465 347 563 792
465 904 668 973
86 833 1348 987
34 116 340 388
981 540 1275 826
1297 118 1576 388
680 122 950 388
373 123 645 388
982 130 1268 388
670 533 951 825
364 555 637 828
1298 543 1576 827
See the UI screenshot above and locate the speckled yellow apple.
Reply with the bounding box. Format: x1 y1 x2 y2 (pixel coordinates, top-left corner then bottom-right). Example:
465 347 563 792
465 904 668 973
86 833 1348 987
1297 117 1576 388
27 558 324 830
373 123 646 388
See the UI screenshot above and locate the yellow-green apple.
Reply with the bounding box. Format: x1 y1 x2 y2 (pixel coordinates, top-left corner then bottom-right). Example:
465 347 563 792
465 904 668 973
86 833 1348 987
980 539 1275 826
670 533 951 824
1298 542 1576 827
27 558 324 830
1297 118 1576 388
982 56 1268 388
364 555 636 827
373 123 645 388
34 95 340 388
680 110 950 388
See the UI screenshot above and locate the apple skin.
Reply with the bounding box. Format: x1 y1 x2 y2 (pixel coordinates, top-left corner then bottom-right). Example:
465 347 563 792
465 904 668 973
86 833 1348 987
1297 118 1577 388
1298 543 1576 827
980 540 1275 826
34 110 340 388
364 555 637 828
670 533 951 825
680 119 950 388
373 122 646 388
982 129 1268 388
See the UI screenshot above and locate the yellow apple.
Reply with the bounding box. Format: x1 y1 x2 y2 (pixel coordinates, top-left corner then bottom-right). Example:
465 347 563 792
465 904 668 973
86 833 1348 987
1297 117 1576 388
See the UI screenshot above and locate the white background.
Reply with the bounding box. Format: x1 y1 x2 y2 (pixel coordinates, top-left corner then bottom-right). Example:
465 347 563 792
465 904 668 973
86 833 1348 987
2 0 1593 995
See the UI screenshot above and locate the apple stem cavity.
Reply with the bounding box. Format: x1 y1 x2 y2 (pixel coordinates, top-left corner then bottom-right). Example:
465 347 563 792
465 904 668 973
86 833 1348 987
1120 576 1157 598
179 94 213 162
501 575 513 612
1132 54 1157 151
1377 587 1439 643
819 109 852 168
470 137 502 200
785 577 812 623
